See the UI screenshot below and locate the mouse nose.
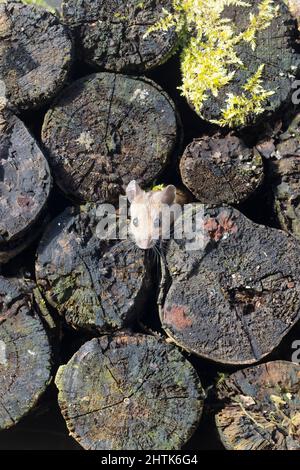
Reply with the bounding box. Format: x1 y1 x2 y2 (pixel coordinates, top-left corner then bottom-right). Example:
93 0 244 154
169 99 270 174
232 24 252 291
137 238 154 250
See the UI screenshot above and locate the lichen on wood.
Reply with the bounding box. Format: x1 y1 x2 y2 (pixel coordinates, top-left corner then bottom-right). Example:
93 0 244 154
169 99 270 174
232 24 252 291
216 361 300 450
180 133 264 205
62 0 178 73
55 333 204 450
159 204 300 365
264 113 300 241
35 205 152 332
0 109 51 264
42 73 180 203
0 275 52 430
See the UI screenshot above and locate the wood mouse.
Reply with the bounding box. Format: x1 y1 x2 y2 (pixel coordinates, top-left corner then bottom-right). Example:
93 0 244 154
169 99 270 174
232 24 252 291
126 180 193 250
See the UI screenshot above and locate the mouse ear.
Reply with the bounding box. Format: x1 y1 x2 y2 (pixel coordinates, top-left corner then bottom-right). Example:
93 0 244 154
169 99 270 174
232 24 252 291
160 185 176 205
126 180 143 203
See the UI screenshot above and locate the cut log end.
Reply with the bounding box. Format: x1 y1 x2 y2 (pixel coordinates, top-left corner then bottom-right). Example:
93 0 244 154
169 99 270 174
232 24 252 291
62 0 178 73
160 205 300 365
55 333 203 450
198 0 300 127
180 133 264 205
216 361 300 450
265 113 300 240
0 0 73 111
42 73 179 203
0 276 52 430
0 110 51 263
35 205 152 332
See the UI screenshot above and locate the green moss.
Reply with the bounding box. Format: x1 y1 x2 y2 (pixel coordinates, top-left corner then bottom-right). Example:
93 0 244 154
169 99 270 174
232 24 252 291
146 0 278 128
21 0 55 13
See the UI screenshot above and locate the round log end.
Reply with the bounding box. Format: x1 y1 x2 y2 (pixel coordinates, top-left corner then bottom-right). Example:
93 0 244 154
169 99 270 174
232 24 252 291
0 275 52 430
55 333 204 450
180 133 264 205
160 205 300 365
62 0 178 73
42 73 179 203
35 205 152 332
0 0 73 111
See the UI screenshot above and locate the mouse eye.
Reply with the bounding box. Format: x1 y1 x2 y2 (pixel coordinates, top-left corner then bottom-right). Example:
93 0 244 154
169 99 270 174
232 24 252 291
153 216 161 229
132 217 139 227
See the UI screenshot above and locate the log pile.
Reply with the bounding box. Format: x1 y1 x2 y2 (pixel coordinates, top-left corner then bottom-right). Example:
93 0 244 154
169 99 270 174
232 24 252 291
0 0 300 451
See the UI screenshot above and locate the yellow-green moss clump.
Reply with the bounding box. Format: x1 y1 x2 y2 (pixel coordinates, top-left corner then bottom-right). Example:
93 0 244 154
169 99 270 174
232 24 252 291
147 0 278 128
21 0 55 13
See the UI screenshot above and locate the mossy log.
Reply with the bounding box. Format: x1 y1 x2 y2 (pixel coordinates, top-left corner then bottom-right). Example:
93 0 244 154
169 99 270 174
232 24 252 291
216 360 300 450
159 205 300 365
0 109 51 264
35 205 152 332
180 133 264 205
0 0 73 111
0 275 52 430
55 333 203 450
198 0 300 127
42 73 180 203
264 113 300 241
61 0 177 73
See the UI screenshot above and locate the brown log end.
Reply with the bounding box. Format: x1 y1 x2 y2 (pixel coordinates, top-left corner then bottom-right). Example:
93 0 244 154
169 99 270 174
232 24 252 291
216 360 300 450
180 133 264 205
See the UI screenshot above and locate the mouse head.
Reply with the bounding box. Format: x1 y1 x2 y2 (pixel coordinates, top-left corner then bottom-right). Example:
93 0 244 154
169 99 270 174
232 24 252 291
126 180 176 250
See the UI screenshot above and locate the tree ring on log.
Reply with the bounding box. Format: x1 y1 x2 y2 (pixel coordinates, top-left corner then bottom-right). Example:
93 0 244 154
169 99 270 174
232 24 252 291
216 360 300 450
159 205 300 365
62 0 178 73
0 275 52 430
35 205 152 332
0 110 51 262
55 333 203 450
196 0 300 127
180 133 264 205
0 0 73 111
42 73 179 203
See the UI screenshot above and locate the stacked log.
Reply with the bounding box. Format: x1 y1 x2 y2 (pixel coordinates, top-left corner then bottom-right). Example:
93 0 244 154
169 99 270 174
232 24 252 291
262 113 300 240
61 0 178 73
0 0 73 111
193 0 300 127
159 205 300 365
1 0 300 452
0 276 52 430
35 205 152 332
180 133 264 205
41 73 181 204
55 333 204 450
0 108 51 264
216 361 300 450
